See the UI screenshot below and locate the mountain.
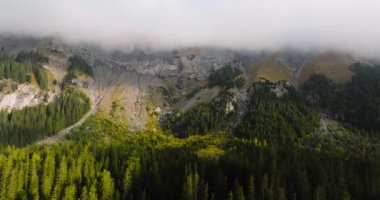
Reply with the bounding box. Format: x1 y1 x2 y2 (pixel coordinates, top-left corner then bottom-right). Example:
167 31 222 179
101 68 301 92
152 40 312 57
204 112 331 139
0 36 380 200
0 36 377 141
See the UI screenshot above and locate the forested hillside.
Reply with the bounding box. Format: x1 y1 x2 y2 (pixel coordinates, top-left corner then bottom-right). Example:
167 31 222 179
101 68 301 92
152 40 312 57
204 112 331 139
0 43 379 200
334 63 380 134
208 65 244 88
0 87 90 146
162 92 235 137
235 82 319 144
68 55 94 76
302 63 380 135
0 51 49 89
3 0 380 196
62 55 93 88
0 113 378 200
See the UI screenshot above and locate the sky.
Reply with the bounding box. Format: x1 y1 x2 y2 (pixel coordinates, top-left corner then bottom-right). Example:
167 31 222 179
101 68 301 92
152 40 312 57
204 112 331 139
1 0 380 55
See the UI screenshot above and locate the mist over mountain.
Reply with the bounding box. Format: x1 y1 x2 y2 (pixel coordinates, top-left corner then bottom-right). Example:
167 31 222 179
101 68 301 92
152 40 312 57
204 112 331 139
1 1 380 200
1 0 380 56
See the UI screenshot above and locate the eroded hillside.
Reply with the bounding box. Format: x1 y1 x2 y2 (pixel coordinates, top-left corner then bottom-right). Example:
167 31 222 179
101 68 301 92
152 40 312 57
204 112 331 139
0 36 376 142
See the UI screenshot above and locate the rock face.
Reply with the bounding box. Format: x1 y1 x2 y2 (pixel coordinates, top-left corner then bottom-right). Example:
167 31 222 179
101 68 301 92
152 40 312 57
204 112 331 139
71 45 360 89
270 82 290 98
0 84 56 111
55 44 373 129
71 47 243 89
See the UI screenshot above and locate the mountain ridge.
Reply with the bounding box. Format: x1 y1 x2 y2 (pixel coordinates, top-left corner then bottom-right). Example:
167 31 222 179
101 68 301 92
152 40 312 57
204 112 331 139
0 36 377 131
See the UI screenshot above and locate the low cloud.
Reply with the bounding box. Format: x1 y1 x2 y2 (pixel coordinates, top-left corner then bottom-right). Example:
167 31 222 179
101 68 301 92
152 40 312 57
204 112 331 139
1 0 380 55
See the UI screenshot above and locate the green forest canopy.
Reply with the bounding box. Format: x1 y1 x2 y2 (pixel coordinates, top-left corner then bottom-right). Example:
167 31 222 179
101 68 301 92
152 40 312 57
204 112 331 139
302 63 380 135
0 60 378 199
0 87 90 146
0 113 378 200
0 51 49 89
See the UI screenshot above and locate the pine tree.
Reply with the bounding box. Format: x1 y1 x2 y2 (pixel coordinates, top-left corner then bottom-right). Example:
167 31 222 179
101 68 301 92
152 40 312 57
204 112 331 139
246 175 255 200
89 184 98 200
100 170 115 200
233 179 245 200
52 156 68 199
123 156 140 197
41 153 55 199
62 185 76 200
29 153 41 200
80 186 89 200
7 167 19 199
181 166 200 200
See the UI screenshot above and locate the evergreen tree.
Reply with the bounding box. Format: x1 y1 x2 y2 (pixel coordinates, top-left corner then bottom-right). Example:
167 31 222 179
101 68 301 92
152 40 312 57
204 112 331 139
100 170 115 200
41 153 55 199
246 175 255 200
62 185 76 200
233 180 245 200
29 153 41 200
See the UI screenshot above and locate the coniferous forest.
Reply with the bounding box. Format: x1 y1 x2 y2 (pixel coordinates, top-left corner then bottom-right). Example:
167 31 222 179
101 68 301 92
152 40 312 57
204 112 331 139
2 1 380 199
0 62 379 200
0 50 91 146
0 50 49 89
68 55 94 77
0 87 90 146
62 55 94 88
0 113 378 200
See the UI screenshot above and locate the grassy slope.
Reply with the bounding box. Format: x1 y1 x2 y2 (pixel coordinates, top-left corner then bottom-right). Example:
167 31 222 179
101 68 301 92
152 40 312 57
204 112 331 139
299 53 353 84
251 57 293 83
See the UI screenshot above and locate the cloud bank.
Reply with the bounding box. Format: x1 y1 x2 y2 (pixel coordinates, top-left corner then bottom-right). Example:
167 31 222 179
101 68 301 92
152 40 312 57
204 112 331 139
1 0 380 55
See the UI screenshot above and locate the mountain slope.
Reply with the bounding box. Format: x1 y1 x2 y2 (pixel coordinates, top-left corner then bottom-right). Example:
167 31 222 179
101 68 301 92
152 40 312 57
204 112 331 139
0 36 377 142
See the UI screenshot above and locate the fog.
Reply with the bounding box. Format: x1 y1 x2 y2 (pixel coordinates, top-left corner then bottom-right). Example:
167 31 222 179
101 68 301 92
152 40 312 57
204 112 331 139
1 0 380 55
